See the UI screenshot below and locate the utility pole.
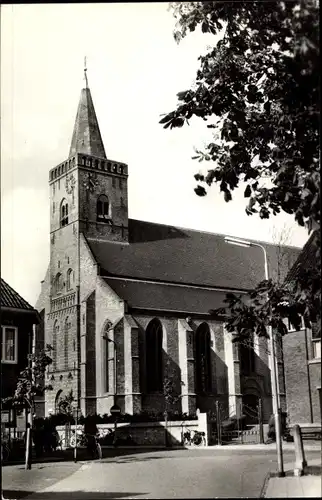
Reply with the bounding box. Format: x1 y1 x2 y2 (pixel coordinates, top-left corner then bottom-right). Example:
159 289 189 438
224 236 285 477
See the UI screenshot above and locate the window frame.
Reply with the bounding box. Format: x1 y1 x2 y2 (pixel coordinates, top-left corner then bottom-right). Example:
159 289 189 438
195 322 212 394
312 340 321 359
60 199 69 227
97 194 111 223
1 326 18 364
66 268 73 291
146 318 163 393
284 316 305 333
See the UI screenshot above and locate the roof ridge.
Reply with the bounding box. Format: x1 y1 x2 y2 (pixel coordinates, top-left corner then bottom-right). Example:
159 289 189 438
128 218 302 249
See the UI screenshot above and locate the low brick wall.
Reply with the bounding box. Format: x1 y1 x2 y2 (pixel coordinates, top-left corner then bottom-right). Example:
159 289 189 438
57 419 199 447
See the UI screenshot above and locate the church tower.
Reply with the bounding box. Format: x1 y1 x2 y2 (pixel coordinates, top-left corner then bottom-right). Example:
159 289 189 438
45 66 129 413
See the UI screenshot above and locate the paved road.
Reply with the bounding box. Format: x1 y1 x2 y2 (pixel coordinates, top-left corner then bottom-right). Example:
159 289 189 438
3 448 321 499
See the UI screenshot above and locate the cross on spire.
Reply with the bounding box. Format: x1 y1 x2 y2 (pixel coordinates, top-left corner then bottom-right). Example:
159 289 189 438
84 56 88 88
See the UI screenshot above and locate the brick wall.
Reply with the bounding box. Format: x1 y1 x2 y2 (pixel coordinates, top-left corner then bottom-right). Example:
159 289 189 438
283 330 312 423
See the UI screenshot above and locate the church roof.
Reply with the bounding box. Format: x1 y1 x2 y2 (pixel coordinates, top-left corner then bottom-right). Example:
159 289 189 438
103 277 230 314
69 85 106 159
285 229 319 284
0 278 35 311
87 219 301 296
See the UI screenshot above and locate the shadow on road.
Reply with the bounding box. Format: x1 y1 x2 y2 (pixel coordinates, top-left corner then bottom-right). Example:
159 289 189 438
3 491 147 499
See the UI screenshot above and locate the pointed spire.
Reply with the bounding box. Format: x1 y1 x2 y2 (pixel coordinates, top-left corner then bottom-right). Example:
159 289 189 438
69 60 106 159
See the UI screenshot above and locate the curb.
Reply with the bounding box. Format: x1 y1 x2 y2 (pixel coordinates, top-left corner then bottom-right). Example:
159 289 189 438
259 471 272 498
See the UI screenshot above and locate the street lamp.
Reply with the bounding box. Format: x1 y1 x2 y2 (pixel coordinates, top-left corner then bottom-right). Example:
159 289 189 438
224 236 285 477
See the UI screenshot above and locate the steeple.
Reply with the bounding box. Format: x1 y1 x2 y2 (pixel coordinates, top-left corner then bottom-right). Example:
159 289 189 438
69 60 106 159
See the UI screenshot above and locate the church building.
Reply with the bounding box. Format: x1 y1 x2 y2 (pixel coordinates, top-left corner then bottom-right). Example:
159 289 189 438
36 71 300 423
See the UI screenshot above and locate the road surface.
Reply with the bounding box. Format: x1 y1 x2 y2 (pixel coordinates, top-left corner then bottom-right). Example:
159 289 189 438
3 447 321 499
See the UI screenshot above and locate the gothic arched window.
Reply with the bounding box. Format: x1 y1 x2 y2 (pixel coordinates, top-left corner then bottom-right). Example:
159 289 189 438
97 194 110 222
195 322 212 393
54 273 63 295
240 334 255 375
67 268 73 291
146 318 163 392
60 199 69 227
64 317 71 369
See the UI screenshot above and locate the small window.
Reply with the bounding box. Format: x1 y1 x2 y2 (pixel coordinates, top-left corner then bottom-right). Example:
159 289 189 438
67 268 73 291
1 327 18 363
313 340 321 359
112 178 116 188
119 178 123 189
97 195 111 222
284 316 305 332
60 199 69 227
54 272 63 295
120 197 124 207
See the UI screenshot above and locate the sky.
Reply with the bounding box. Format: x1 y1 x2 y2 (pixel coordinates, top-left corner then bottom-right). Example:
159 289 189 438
1 3 309 306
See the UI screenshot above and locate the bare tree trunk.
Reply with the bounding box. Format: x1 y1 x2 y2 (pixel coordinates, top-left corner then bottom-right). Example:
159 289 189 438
25 408 33 470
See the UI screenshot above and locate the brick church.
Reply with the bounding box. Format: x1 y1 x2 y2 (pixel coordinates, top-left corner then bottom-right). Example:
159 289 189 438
36 72 300 423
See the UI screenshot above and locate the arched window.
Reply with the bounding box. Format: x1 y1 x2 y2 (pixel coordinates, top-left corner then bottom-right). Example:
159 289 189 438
64 317 71 369
54 273 63 295
55 389 63 414
53 320 59 370
195 322 212 393
60 199 69 227
97 194 110 222
146 318 163 392
240 334 255 375
67 269 73 291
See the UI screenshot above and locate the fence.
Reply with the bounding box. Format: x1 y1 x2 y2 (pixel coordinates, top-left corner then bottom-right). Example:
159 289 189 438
209 399 264 445
56 419 200 448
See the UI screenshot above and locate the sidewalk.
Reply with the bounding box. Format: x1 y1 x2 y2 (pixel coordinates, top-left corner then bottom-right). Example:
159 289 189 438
263 458 321 498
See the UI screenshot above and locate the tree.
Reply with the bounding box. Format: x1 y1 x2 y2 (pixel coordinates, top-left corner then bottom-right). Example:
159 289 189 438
3 344 53 469
161 1 320 333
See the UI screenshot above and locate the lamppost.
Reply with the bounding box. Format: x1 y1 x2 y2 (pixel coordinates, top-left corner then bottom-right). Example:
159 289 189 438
224 236 285 477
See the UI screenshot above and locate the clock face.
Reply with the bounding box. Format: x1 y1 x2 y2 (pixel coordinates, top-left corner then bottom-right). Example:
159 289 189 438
83 172 99 192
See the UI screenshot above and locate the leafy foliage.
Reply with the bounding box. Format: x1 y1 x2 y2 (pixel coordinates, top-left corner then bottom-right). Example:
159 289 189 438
161 1 320 334
3 345 53 408
163 0 319 229
57 390 75 416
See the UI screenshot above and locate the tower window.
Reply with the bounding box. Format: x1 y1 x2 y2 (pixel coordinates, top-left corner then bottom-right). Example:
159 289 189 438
120 197 124 207
60 199 69 227
54 273 63 295
97 195 111 223
112 178 116 188
119 178 123 189
67 268 73 290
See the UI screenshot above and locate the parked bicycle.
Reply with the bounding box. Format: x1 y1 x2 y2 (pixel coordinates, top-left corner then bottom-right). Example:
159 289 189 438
181 428 205 446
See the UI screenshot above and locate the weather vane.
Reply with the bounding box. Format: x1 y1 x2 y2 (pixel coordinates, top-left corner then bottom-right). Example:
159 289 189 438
84 56 88 88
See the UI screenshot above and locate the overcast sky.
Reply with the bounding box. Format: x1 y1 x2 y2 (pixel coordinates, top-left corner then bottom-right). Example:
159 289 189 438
1 3 308 306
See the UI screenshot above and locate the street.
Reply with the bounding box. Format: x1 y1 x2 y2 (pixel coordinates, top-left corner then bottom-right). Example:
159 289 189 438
2 447 321 499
